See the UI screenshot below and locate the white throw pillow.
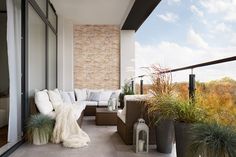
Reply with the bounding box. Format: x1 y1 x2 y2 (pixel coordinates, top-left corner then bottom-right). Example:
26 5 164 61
88 92 101 101
86 89 103 100
60 91 72 104
75 89 87 101
68 91 76 103
99 91 112 101
35 90 53 115
48 89 64 109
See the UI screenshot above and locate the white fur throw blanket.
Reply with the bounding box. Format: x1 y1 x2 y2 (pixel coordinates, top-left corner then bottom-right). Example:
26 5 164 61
51 104 90 148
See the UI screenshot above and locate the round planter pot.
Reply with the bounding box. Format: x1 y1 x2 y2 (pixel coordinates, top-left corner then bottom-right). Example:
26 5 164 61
155 119 174 154
32 128 49 145
174 122 193 157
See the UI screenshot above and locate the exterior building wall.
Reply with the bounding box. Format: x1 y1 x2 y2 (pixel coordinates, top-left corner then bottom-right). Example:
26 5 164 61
73 25 120 89
120 30 135 86
57 16 74 90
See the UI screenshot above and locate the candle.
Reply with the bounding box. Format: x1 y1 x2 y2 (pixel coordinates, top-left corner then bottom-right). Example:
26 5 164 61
112 98 116 110
138 139 145 152
108 105 113 111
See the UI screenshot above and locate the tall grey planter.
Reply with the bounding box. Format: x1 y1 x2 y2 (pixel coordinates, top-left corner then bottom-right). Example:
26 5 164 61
174 122 193 157
155 119 174 153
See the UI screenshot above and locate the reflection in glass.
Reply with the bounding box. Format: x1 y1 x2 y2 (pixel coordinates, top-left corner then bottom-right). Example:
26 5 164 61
35 0 46 15
47 27 57 89
0 0 9 148
28 4 46 97
48 4 57 30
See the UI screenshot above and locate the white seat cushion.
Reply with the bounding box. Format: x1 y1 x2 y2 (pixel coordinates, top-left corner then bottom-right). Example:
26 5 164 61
84 101 98 106
75 89 87 101
74 101 86 110
117 109 126 123
35 90 54 115
98 101 108 106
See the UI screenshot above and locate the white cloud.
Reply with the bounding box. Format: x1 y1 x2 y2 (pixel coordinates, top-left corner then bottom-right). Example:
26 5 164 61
167 0 181 5
187 28 208 49
214 23 231 33
200 0 236 22
190 5 203 17
200 0 231 13
135 41 236 82
158 12 179 23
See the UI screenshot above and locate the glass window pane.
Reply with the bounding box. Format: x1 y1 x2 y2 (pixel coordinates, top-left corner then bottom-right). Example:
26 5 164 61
48 4 56 30
28 5 46 97
35 0 46 15
47 27 57 89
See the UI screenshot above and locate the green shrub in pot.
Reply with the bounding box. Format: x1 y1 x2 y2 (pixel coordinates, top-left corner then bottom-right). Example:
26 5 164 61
147 94 177 153
119 82 134 109
173 99 204 157
27 114 55 145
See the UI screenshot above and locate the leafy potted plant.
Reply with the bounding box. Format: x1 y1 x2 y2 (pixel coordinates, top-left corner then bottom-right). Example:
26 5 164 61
173 100 204 157
147 66 176 153
119 81 134 109
190 123 236 157
27 114 55 145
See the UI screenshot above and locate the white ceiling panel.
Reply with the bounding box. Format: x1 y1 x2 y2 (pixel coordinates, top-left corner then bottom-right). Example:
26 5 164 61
51 0 135 25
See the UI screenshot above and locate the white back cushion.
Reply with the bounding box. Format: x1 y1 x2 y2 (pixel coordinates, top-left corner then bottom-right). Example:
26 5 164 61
99 91 112 101
75 89 87 101
48 89 64 109
88 92 101 101
60 91 72 104
35 90 53 115
86 89 103 100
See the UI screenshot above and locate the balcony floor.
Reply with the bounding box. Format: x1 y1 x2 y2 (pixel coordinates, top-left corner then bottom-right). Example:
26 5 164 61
10 117 176 157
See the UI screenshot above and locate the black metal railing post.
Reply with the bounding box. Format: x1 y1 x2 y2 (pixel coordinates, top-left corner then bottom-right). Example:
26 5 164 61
140 77 143 95
189 72 196 103
131 79 134 93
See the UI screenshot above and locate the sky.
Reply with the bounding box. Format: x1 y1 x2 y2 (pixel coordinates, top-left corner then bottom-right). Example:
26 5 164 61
135 0 236 83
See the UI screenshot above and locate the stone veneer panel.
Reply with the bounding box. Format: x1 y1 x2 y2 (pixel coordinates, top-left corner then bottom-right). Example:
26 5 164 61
73 25 120 89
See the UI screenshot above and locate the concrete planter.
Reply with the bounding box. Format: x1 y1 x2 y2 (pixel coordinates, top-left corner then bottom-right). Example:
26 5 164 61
155 119 174 153
32 128 49 145
174 122 193 157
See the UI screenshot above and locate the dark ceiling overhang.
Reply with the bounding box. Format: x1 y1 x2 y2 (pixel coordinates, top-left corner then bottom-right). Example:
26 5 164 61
122 0 161 31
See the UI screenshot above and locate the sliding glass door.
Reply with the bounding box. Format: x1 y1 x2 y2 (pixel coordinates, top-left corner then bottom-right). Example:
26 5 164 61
0 0 9 149
26 0 57 100
47 27 57 90
28 4 46 97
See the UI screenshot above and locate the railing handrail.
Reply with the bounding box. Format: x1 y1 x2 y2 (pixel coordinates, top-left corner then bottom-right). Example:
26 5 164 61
134 56 236 79
162 56 236 73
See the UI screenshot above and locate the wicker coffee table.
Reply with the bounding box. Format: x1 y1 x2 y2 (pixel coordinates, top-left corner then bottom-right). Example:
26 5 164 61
95 108 117 125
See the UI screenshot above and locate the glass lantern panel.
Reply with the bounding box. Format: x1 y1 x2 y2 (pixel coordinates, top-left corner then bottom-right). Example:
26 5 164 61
138 130 147 152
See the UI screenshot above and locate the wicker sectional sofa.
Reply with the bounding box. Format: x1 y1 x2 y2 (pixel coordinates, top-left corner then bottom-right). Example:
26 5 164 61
117 95 156 145
74 89 121 116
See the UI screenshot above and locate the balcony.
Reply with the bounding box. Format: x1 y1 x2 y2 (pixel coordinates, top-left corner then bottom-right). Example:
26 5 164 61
1 0 236 157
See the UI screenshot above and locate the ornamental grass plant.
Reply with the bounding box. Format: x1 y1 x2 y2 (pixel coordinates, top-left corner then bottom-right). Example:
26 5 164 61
27 114 55 144
190 123 236 157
